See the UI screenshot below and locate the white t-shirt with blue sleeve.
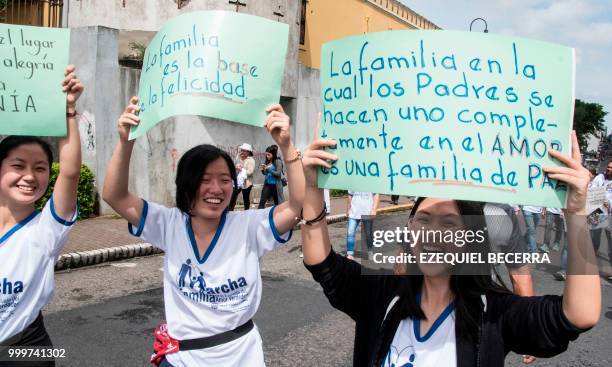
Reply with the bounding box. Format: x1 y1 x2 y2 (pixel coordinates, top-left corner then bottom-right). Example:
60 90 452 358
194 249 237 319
0 197 77 343
128 201 292 367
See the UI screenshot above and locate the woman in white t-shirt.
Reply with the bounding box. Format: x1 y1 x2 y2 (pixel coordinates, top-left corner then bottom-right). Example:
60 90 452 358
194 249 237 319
102 97 304 367
299 130 600 366
0 66 83 366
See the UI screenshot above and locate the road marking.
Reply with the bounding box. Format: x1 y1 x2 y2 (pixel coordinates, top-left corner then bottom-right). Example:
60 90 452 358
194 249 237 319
110 262 138 268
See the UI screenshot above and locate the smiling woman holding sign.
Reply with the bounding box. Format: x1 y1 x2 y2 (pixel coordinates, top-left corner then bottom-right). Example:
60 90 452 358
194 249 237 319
0 65 83 366
102 97 304 367
299 129 600 367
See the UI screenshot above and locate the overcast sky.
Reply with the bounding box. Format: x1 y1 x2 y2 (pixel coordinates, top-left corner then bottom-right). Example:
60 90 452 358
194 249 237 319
402 0 612 130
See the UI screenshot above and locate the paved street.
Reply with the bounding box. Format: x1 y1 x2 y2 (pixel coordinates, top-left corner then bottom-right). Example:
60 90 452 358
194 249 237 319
42 212 612 367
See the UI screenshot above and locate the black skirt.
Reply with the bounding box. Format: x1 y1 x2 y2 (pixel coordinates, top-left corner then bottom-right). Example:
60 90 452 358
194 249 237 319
0 312 55 367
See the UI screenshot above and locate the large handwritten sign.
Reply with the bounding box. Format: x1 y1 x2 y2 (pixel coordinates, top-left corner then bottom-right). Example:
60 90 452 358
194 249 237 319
130 11 289 139
0 24 70 136
319 31 574 208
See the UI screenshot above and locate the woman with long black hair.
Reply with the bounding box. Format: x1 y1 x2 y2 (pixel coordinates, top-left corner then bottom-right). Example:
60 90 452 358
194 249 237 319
257 145 283 208
299 130 600 367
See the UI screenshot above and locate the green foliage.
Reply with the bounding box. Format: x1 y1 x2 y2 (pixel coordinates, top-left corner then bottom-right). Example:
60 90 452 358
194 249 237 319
128 41 146 63
36 163 96 220
330 189 347 197
574 99 608 152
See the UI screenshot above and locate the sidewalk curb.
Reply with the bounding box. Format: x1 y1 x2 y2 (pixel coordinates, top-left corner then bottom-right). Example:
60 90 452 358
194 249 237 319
55 244 163 271
54 203 413 271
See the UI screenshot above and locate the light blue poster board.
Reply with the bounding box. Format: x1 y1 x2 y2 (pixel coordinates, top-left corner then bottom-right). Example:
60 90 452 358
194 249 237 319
130 11 289 139
319 30 575 208
0 24 70 136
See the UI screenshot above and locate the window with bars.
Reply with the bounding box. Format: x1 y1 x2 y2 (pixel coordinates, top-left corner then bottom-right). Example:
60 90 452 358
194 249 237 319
299 0 306 45
0 0 63 27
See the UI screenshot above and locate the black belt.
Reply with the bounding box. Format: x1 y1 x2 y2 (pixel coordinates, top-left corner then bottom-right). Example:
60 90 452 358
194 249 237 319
179 320 254 351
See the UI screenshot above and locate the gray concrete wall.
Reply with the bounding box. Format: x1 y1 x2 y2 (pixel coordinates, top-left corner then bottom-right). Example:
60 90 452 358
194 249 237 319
65 0 299 98
294 63 320 150
69 26 122 214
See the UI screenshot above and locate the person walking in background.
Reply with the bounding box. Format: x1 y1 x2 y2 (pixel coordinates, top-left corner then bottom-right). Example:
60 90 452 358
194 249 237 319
274 145 286 202
258 145 282 208
541 207 565 253
390 195 399 205
521 205 544 253
229 143 256 211
346 191 379 259
589 161 612 280
323 189 331 214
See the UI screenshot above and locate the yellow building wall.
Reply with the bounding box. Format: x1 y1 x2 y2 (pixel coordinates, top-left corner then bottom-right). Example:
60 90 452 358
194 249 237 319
300 0 438 69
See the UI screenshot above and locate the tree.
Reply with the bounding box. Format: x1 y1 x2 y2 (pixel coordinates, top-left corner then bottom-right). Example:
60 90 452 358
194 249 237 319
573 99 607 152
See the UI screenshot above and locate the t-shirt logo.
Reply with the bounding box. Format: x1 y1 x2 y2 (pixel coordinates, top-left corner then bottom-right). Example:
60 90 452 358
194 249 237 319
384 345 416 367
0 278 24 323
177 259 206 291
175 259 249 310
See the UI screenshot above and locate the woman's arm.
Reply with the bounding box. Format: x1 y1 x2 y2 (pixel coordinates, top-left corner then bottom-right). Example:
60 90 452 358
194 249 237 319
543 130 600 329
101 96 144 226
263 104 304 234
300 122 339 265
52 65 84 219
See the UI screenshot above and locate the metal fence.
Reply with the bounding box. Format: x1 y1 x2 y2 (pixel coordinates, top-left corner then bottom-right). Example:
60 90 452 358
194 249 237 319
0 0 63 27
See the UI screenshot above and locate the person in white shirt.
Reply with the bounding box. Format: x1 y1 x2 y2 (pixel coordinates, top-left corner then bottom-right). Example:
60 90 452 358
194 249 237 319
589 161 612 277
0 66 83 366
229 143 256 211
102 98 304 367
346 191 379 259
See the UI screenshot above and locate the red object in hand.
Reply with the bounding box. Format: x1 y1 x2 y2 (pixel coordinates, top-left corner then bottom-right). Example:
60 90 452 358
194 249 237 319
150 323 179 366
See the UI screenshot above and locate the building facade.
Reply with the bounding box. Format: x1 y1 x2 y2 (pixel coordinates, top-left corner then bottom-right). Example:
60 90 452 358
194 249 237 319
299 0 439 69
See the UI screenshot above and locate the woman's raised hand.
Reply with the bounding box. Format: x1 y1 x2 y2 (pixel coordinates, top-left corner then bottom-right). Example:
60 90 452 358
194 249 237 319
264 104 291 149
63 64 84 108
117 96 141 142
543 131 590 214
302 114 338 188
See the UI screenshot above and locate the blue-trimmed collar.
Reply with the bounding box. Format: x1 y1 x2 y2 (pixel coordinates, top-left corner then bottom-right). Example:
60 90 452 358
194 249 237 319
187 210 228 265
0 210 40 245
414 290 455 343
